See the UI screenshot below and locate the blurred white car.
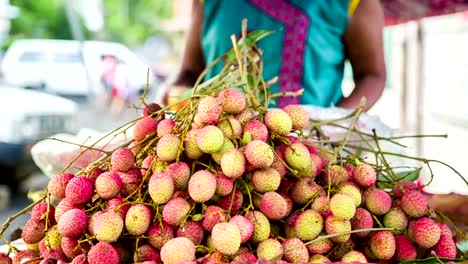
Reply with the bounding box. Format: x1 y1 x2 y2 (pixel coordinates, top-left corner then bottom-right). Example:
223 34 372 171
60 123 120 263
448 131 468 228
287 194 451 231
0 84 78 190
1 39 154 96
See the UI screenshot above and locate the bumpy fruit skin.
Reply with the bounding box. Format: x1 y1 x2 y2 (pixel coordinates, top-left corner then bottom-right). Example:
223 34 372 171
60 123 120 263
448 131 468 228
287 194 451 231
285 143 311 171
176 220 205 245
365 189 392 215
111 147 135 172
294 209 323 241
265 109 293 136
0 253 12 264
252 168 281 193
133 244 160 262
370 231 396 260
324 216 351 243
88 241 119 264
148 172 174 205
70 254 87 264
220 148 246 179
215 172 234 196
125 204 152 236
160 237 196 264
43 225 62 250
184 129 204 159
30 202 55 224
118 168 142 196
282 238 309 263
134 116 158 142
243 119 269 142
197 95 223 125
95 171 122 199
413 217 441 248
291 178 324 205
257 238 283 261
157 118 175 137
58 209 88 239
323 165 349 186
401 190 428 218
202 206 227 232
244 140 274 169
341 250 367 263
338 181 362 206
353 163 377 188
162 197 190 226
246 211 271 243
61 236 89 259
188 170 217 203
147 223 174 250
217 117 243 139
306 236 334 255
218 189 244 215
93 211 124 243
196 125 224 153
211 223 241 255
330 193 356 220
309 254 330 263
212 138 235 164
392 180 418 197
54 198 84 223
259 192 289 220
394 235 417 262
433 232 457 259
12 249 40 264
48 172 74 199
22 218 46 244
350 208 373 237
106 197 130 220
229 215 254 243
42 247 67 261
156 134 181 162
165 162 190 190
383 207 408 234
283 104 309 130
65 176 94 205
217 88 246 114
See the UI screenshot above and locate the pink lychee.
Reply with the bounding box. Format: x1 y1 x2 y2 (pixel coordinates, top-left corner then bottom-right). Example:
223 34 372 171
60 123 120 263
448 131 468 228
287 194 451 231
111 148 135 172
133 116 158 142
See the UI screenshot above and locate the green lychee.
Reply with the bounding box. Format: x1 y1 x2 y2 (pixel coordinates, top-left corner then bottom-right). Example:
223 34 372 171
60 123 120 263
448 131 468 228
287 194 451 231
246 211 270 243
383 207 408 234
370 231 396 260
156 134 181 162
196 125 224 153
148 172 174 205
251 168 281 193
244 140 274 169
330 193 356 220
257 238 283 261
125 204 152 236
265 109 292 136
294 209 323 241
211 222 241 255
220 148 246 179
283 104 309 130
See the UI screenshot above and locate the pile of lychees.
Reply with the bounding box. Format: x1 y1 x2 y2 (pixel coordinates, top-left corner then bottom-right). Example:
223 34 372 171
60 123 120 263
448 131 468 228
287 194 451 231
4 88 462 264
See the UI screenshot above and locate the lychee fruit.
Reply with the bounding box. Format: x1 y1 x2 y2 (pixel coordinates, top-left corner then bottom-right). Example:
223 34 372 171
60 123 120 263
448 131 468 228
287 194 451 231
157 118 176 137
160 237 196 264
143 102 164 119
196 96 222 124
217 88 246 114
12 249 40 264
54 198 84 223
383 207 408 234
118 168 142 196
95 171 122 199
257 238 283 261
215 173 234 196
202 205 227 232
61 237 89 259
211 137 235 164
309 254 330 263
133 116 158 142
70 254 87 264
330 193 356 220
48 172 74 199
281 238 309 263
350 208 373 237
218 189 244 215
211 222 241 255
234 108 254 125
353 163 377 188
176 220 204 245
317 150 337 167
401 190 428 218
125 204 152 236
87 241 119 264
22 218 46 244
294 209 323 241
283 104 309 130
30 202 55 224
229 215 254 243
111 147 135 172
413 217 441 248
43 225 62 250
341 250 367 263
259 192 289 220
306 236 334 255
394 235 417 262
162 197 191 226
311 195 331 217
291 178 324 205
323 165 349 186
338 181 362 206
105 196 130 220
148 172 174 205
147 223 174 250
156 134 181 162
166 162 190 190
271 149 288 177
244 140 274 169
0 253 11 264
64 176 94 205
184 129 204 159
133 244 160 263
196 125 224 153
188 170 216 203
251 168 281 193
41 248 67 261
93 211 124 242
370 231 396 260
245 211 271 243
265 109 292 136
365 189 392 215
393 180 419 198
433 231 457 259
325 216 352 243
220 148 246 179
285 142 313 172
57 208 88 239
243 119 269 142
217 117 243 139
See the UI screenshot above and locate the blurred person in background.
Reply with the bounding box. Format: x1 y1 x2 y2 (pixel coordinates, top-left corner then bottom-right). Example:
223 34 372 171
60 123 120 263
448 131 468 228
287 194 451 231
157 0 386 111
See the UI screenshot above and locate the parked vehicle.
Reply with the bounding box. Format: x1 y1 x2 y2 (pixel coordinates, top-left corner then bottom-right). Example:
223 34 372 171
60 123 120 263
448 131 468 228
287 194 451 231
1 39 156 96
0 84 78 191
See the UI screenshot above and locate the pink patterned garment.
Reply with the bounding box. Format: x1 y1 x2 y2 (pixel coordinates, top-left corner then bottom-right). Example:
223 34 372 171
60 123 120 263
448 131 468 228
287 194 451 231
249 0 310 107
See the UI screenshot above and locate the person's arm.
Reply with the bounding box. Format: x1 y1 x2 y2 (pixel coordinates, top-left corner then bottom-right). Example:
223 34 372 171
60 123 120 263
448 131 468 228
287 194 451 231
339 0 387 111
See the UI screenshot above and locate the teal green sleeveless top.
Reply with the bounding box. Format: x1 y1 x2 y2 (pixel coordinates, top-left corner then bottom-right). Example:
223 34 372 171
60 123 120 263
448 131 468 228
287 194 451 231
202 0 352 107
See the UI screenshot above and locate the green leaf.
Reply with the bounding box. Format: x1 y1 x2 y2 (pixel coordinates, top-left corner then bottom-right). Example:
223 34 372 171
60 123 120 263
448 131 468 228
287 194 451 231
226 30 275 62
399 257 465 264
457 239 468 253
395 168 422 181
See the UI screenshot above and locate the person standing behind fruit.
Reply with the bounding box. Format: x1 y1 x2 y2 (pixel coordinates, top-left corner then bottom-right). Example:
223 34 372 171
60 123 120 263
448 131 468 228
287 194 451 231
157 0 386 111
